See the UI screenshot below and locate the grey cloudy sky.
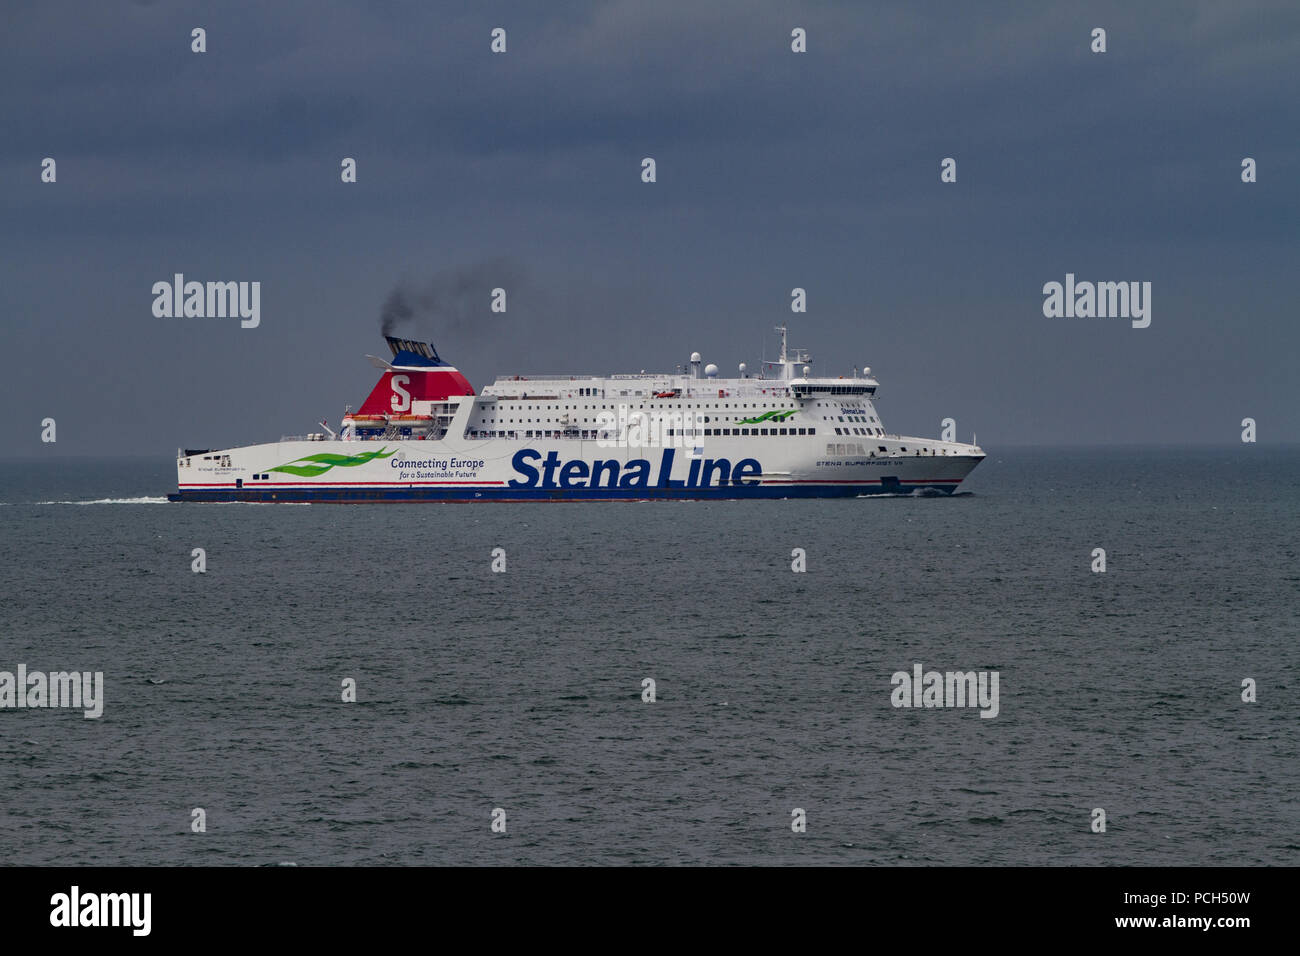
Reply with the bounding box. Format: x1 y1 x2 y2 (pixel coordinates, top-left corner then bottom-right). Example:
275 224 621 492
2 0 1297 457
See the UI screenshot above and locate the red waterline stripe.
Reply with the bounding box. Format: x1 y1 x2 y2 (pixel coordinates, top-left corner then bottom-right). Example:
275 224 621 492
182 478 962 489
761 478 962 485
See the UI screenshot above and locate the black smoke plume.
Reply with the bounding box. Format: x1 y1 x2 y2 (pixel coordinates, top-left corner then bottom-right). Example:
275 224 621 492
379 258 526 338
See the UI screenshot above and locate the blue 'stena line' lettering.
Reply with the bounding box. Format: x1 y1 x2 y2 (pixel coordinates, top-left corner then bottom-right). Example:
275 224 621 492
507 448 760 489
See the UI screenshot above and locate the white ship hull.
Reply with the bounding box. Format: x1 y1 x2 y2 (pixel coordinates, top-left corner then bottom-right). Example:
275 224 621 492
172 436 983 501
169 330 986 502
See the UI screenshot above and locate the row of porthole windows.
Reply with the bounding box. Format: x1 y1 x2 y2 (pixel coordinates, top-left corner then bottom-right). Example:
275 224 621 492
465 427 821 440
487 401 791 414
828 444 940 457
666 427 816 437
477 411 801 426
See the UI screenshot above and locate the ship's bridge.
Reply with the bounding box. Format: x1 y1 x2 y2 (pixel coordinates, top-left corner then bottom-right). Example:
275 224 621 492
790 378 878 398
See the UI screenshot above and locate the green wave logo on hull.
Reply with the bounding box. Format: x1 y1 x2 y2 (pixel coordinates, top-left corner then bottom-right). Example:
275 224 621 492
270 447 396 477
736 409 796 425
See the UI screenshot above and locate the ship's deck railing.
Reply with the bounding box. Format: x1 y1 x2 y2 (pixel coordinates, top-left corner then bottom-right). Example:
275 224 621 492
489 374 790 387
491 373 686 382
482 383 808 400
489 374 592 383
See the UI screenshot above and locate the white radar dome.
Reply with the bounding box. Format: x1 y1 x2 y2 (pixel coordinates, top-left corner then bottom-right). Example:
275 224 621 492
690 352 702 363
739 362 747 374
704 363 718 377
803 366 810 377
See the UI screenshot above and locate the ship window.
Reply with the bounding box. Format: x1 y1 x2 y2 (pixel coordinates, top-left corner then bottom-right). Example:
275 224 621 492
779 428 787 435
879 446 887 452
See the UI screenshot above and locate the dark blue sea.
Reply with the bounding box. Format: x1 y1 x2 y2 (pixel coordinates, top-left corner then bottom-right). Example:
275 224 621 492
1 447 1296 865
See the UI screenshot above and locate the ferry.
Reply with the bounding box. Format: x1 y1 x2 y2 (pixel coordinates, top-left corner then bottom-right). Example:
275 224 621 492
169 327 985 502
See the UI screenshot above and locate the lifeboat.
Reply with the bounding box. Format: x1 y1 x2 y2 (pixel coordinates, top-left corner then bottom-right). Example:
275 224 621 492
343 414 433 425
